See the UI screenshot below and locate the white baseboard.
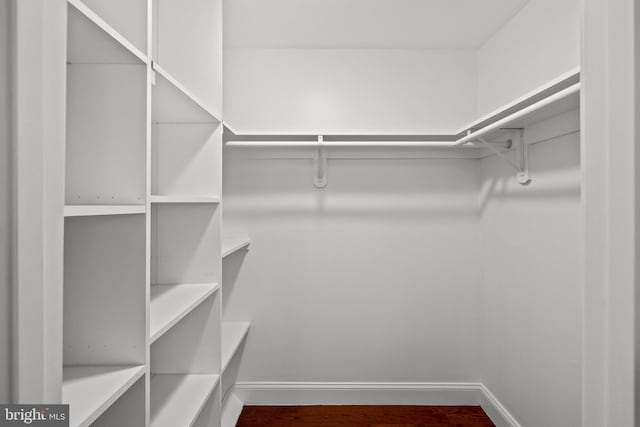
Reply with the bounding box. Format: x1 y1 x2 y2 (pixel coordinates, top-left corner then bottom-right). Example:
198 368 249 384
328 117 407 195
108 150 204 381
478 384 522 427
233 381 520 427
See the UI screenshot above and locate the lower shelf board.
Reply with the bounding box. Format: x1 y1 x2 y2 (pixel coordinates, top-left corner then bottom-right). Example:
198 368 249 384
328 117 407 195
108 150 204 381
221 321 250 373
64 205 145 217
62 365 145 427
149 195 221 204
150 283 220 343
222 236 251 258
150 374 220 427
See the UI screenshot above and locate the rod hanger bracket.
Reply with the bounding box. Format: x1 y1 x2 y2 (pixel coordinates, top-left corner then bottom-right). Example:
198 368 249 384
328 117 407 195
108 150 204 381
313 135 328 188
515 130 531 185
474 129 530 185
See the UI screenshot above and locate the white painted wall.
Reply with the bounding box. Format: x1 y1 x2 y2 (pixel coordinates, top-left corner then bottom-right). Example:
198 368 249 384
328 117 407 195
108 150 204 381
222 4 583 423
0 0 11 403
478 110 582 426
223 152 482 383
476 0 580 116
224 48 476 133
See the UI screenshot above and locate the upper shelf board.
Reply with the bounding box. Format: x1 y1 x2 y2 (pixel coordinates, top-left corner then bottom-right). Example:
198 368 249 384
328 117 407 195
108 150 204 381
221 321 250 373
67 0 147 64
62 365 145 427
222 236 251 258
458 68 580 135
152 63 222 124
455 82 580 145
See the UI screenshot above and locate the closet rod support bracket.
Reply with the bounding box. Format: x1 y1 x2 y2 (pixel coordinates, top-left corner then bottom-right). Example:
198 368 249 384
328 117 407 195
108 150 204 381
515 130 531 185
476 130 530 185
313 136 328 188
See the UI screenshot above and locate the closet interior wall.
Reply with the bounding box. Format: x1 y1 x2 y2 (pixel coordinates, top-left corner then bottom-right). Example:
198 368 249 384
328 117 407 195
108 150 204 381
478 110 581 427
475 2 582 425
223 155 483 383
0 0 10 403
476 0 580 115
223 0 582 426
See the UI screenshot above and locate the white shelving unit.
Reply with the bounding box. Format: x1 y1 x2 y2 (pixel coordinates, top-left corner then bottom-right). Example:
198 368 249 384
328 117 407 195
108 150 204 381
150 374 220 427
62 365 145 427
150 195 221 204
67 0 147 64
150 283 220 343
62 0 230 425
221 322 251 374
64 205 146 217
220 232 252 425
64 0 148 424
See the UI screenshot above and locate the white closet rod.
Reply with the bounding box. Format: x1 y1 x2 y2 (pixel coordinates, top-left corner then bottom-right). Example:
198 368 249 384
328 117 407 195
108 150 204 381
225 140 501 148
455 83 581 146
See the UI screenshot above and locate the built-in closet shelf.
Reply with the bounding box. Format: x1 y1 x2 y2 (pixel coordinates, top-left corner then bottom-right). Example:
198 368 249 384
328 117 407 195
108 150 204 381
150 374 220 427
221 322 250 373
64 205 146 217
150 283 220 343
62 365 145 427
456 81 580 146
152 62 221 124
224 69 581 150
67 0 147 64
222 236 251 259
149 195 221 204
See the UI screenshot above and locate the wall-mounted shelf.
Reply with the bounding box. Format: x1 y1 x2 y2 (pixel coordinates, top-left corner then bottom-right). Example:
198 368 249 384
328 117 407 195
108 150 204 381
455 83 580 146
149 195 221 204
222 236 251 259
223 70 580 187
62 365 145 427
221 322 250 373
457 67 580 135
150 283 220 343
68 0 147 64
64 205 145 217
225 71 579 149
150 374 220 427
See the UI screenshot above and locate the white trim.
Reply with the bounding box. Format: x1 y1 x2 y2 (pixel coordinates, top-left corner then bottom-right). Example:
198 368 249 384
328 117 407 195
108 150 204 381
11 0 66 403
477 384 522 427
233 381 519 427
582 0 639 426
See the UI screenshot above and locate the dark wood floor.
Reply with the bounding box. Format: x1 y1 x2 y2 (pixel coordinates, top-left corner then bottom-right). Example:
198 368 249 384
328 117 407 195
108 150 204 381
236 405 495 426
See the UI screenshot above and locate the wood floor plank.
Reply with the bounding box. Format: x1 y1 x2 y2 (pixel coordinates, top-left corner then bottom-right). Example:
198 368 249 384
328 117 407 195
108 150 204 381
237 405 495 426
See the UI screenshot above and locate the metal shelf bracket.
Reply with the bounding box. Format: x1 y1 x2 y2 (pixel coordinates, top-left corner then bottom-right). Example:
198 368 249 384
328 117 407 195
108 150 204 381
313 136 328 188
473 129 530 185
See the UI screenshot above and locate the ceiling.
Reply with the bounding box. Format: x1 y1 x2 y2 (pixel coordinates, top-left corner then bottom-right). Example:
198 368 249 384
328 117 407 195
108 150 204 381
224 0 531 49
